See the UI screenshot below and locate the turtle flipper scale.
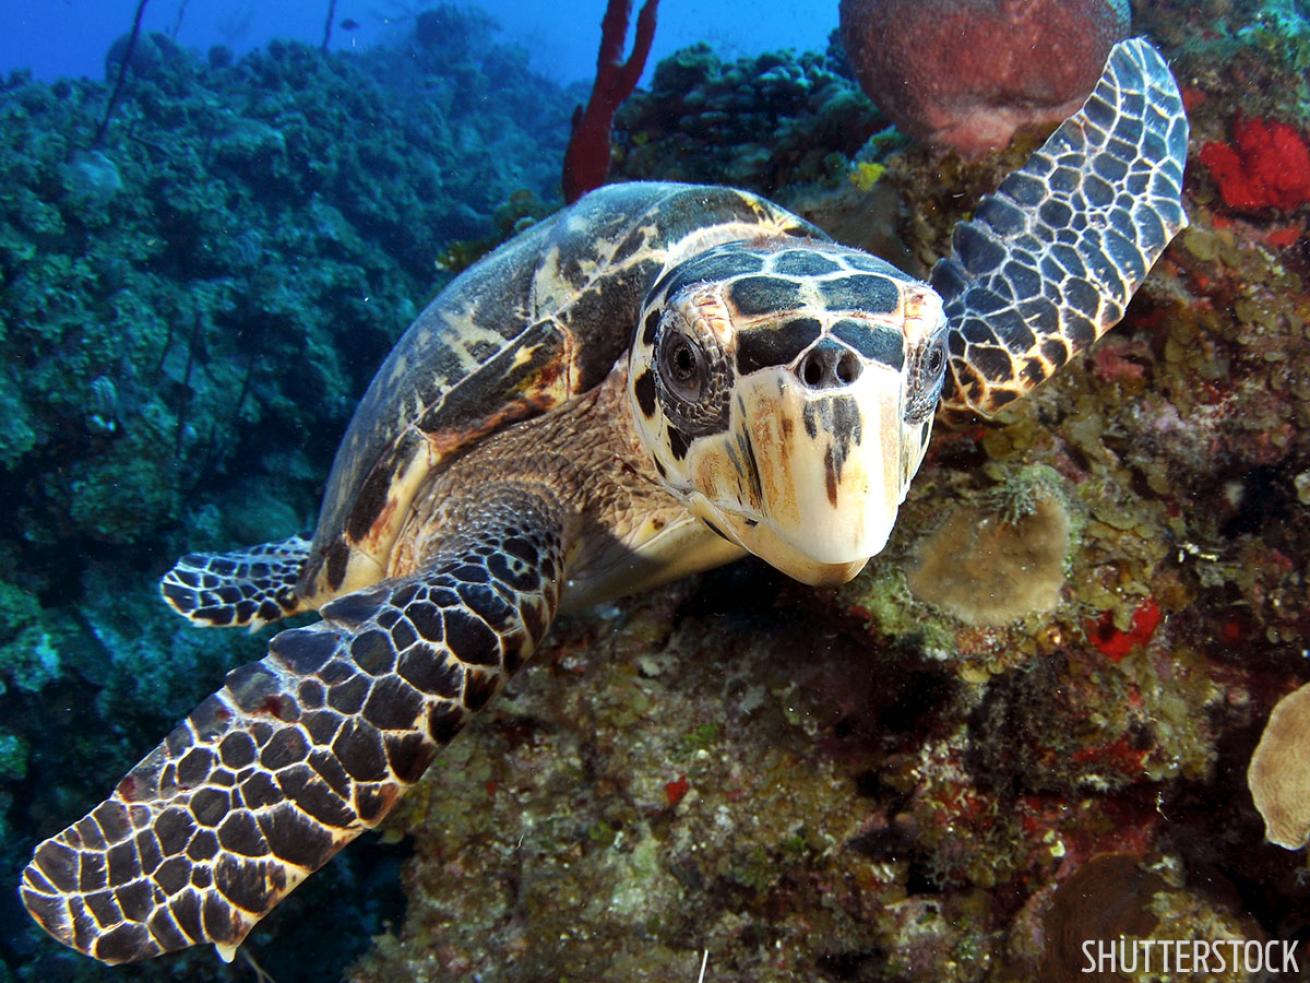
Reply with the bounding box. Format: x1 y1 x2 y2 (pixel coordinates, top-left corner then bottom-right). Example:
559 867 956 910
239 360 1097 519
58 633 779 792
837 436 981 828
160 535 312 629
931 37 1189 416
22 489 563 965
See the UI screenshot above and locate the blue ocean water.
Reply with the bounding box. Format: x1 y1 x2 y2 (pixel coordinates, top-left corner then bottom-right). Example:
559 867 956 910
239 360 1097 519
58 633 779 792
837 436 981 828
1 1 1309 981
0 0 835 86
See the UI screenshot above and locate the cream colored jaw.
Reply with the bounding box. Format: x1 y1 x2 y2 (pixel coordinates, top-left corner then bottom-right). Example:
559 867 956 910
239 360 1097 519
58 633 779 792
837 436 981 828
682 365 911 584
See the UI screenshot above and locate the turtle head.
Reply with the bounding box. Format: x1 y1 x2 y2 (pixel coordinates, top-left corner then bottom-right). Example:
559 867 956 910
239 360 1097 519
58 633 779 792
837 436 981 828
629 241 948 586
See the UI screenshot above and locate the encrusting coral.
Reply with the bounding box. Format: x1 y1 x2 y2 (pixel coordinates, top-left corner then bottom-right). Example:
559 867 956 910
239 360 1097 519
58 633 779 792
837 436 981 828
906 469 1074 626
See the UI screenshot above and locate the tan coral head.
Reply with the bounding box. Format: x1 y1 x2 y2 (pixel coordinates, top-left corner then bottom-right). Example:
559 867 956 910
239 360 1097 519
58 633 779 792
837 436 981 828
1248 682 1310 850
628 241 948 586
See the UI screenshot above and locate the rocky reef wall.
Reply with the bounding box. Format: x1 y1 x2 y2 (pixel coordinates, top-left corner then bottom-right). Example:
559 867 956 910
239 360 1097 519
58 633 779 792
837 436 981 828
0 9 569 980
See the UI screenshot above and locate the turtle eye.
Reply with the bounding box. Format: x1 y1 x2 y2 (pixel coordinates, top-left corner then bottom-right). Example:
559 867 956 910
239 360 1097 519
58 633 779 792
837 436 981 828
650 310 731 438
904 338 948 424
658 331 708 403
925 341 945 378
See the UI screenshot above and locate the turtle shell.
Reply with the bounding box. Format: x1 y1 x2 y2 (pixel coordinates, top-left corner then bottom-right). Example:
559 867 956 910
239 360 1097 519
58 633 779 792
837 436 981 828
298 182 821 603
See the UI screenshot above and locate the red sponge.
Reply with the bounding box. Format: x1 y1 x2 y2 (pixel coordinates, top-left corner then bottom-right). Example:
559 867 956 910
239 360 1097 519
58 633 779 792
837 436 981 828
839 0 1128 155
1200 116 1310 212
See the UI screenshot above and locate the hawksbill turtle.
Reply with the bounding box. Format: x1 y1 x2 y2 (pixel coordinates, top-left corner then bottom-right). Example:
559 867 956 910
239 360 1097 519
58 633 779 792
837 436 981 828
20 38 1187 965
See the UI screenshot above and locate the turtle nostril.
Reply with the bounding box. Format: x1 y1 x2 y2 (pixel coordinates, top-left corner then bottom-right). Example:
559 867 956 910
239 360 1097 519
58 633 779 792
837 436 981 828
836 352 861 385
797 342 863 390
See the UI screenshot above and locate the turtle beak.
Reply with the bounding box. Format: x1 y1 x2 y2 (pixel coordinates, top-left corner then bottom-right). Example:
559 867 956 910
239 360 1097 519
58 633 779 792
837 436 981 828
683 356 929 586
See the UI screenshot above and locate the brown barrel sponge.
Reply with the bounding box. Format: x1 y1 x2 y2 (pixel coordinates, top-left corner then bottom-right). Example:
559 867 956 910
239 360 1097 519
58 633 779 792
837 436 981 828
838 0 1129 155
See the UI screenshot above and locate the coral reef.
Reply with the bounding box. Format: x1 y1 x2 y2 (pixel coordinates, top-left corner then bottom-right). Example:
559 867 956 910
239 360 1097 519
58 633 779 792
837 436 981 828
0 7 570 981
354 4 1310 981
838 0 1129 155
612 43 885 195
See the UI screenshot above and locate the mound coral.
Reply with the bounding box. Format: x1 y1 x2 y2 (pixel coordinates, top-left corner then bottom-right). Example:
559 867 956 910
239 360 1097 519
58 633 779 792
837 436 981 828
1199 115 1310 212
1038 853 1165 982
614 45 883 194
838 0 1128 155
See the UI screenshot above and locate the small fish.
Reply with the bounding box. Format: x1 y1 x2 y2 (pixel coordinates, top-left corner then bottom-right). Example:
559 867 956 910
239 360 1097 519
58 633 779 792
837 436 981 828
340 18 360 31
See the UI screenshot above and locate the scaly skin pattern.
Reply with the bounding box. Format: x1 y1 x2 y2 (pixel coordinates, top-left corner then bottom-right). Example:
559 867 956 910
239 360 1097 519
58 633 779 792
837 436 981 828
299 183 814 606
932 38 1188 416
20 487 565 964
626 238 948 584
160 535 311 629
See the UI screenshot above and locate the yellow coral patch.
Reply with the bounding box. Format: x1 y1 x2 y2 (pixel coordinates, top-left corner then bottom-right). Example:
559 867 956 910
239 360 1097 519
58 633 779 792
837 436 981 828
849 161 885 192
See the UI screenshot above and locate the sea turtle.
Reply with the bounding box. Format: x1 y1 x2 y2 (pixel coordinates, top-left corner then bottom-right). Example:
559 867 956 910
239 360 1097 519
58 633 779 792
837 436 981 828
21 38 1187 965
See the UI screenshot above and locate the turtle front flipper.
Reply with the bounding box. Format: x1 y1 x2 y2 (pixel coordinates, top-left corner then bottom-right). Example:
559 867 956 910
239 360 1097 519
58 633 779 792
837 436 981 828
931 37 1189 416
160 535 312 629
21 488 564 965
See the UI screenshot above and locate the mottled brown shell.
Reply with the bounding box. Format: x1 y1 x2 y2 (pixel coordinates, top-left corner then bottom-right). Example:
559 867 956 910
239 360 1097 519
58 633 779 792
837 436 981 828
297 182 819 603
